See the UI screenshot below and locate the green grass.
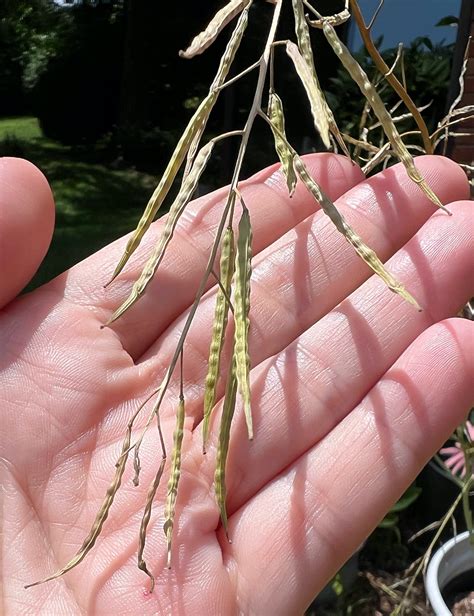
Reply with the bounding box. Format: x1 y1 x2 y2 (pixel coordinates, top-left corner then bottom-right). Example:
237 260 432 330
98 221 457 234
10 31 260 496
0 116 43 141
0 116 157 289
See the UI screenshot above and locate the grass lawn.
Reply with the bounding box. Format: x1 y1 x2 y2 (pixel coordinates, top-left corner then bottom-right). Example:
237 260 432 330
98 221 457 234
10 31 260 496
0 116 157 289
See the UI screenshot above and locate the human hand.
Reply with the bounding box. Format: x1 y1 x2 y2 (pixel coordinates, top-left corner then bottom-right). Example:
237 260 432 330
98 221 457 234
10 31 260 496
1 154 472 615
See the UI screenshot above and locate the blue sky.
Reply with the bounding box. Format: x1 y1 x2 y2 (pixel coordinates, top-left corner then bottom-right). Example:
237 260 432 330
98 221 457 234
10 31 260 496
347 0 461 50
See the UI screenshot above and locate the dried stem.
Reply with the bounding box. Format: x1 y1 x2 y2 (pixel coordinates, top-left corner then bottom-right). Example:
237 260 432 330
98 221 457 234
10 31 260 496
348 0 433 154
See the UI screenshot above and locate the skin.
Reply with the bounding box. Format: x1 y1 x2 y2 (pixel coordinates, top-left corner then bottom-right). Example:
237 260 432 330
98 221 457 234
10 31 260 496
1 154 473 615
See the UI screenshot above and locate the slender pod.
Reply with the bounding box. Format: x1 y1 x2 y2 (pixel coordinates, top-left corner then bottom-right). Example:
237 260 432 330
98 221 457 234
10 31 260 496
291 0 349 155
286 40 330 150
293 155 421 310
107 8 250 285
185 7 250 176
137 455 166 592
107 141 215 324
268 90 297 196
261 107 415 308
163 396 186 569
234 202 253 440
320 20 448 213
180 0 251 59
24 392 159 589
202 227 236 453
215 359 238 539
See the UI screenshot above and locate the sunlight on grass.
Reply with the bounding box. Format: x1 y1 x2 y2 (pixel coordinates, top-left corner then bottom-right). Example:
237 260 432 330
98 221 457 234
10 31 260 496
0 116 42 140
0 116 157 289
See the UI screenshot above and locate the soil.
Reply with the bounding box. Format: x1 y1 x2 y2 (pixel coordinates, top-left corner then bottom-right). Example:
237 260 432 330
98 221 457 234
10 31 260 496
452 591 474 616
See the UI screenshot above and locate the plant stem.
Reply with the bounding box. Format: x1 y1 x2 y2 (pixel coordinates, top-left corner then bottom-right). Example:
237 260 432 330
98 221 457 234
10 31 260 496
130 0 284 451
348 0 433 154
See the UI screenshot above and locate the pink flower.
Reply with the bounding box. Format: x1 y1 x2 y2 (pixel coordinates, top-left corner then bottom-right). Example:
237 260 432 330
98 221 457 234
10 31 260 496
440 422 474 479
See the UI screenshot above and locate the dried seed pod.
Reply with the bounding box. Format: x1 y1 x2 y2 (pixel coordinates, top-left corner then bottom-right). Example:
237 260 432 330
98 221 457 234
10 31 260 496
306 1 350 29
292 0 350 156
185 7 250 176
215 359 238 538
107 141 215 324
108 9 249 285
286 41 331 150
163 396 186 569
24 395 153 589
268 90 297 196
180 0 251 59
321 20 448 213
293 155 421 310
234 203 253 440
137 455 166 592
202 227 235 453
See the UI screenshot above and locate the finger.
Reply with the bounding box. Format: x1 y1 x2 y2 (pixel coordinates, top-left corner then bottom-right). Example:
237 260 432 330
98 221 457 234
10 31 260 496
139 157 468 418
59 154 364 358
0 158 55 308
229 318 474 614
201 200 473 516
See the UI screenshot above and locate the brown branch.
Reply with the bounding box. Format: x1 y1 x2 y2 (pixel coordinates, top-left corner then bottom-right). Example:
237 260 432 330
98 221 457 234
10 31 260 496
348 0 433 154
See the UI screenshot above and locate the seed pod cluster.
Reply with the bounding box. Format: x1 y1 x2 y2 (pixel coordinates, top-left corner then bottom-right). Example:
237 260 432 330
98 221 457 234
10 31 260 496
321 19 447 213
108 141 215 324
290 0 349 156
293 154 421 310
108 7 250 285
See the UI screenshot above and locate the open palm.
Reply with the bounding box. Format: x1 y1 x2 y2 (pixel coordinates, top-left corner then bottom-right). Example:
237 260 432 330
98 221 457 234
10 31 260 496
1 154 473 615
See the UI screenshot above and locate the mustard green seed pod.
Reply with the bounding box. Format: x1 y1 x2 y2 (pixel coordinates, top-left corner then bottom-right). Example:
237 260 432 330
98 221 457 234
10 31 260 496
107 140 215 324
215 360 238 539
321 20 448 213
163 396 186 569
107 8 249 286
202 227 235 453
234 204 253 440
179 0 251 59
268 90 297 196
293 154 422 310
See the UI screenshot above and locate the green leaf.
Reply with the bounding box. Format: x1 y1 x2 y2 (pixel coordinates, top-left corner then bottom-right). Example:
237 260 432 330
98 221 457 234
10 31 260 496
379 512 399 528
331 572 344 597
436 16 458 27
389 485 422 513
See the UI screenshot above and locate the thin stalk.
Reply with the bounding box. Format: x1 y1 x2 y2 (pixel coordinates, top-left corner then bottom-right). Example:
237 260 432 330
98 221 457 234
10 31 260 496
129 0 283 456
348 0 433 154
215 59 261 92
392 480 473 615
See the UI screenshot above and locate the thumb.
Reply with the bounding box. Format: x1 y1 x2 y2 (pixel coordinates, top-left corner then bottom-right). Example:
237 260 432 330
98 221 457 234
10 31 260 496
0 158 55 309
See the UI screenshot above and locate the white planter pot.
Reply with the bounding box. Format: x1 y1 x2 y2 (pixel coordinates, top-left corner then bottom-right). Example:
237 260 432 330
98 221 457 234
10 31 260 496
425 531 474 615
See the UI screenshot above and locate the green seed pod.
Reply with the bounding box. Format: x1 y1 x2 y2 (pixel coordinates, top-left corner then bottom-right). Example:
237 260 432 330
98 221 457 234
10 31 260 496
286 40 331 150
24 399 149 589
